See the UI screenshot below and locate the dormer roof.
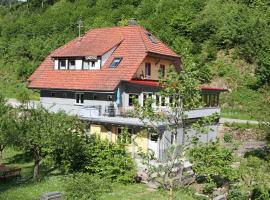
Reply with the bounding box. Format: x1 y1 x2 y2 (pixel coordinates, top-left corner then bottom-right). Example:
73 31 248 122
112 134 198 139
28 25 181 91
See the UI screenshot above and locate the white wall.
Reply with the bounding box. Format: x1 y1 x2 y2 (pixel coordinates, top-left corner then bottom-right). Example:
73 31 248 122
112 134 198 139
40 97 113 116
101 46 117 66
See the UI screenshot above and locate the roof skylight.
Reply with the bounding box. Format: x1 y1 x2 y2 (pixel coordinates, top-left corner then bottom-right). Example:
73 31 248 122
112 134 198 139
110 57 122 68
146 33 157 44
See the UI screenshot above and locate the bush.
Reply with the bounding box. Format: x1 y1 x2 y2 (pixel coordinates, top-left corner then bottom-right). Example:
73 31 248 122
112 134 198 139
188 142 237 183
251 187 270 200
203 181 216 194
65 173 112 200
228 189 248 200
84 136 136 182
224 133 233 143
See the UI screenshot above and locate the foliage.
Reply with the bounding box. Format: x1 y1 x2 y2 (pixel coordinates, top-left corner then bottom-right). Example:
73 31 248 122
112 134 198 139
65 173 112 200
227 189 248 200
15 105 85 180
0 95 16 163
84 135 136 182
223 133 233 143
188 142 237 183
134 68 217 200
236 155 270 198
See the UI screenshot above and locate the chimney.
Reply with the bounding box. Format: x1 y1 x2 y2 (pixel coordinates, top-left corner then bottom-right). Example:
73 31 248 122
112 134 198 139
128 18 137 26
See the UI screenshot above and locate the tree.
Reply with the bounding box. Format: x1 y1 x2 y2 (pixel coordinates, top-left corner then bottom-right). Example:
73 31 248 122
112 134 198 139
0 95 16 164
16 105 84 180
134 67 217 200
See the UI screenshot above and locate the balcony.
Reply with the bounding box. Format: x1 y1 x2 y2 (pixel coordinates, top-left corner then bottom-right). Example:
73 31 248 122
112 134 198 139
79 104 220 126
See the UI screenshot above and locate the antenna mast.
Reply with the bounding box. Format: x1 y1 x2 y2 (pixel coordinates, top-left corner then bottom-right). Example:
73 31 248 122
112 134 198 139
77 18 84 38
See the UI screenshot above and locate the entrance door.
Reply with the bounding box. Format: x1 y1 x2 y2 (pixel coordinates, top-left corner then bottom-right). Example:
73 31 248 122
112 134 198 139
148 133 159 158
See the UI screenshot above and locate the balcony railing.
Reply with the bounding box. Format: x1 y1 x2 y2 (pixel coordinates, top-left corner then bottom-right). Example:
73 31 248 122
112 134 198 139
79 104 220 120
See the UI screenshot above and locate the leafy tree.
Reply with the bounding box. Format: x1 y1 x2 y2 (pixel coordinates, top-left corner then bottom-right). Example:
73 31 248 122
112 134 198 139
0 95 16 164
134 68 217 200
16 106 84 180
84 135 136 182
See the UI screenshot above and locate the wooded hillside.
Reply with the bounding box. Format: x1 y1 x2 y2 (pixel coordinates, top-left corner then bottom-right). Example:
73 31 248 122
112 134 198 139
0 0 269 119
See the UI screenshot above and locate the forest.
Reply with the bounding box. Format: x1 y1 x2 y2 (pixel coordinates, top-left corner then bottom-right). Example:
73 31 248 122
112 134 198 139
0 0 269 119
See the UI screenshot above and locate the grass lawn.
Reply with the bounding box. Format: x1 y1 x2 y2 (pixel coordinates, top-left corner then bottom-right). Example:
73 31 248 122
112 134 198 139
0 148 198 200
221 107 254 120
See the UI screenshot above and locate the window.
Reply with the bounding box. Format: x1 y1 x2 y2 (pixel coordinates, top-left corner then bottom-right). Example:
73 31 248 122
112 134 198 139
68 60 76 70
161 96 166 106
110 57 122 68
59 59 66 70
75 93 84 104
117 128 132 144
63 92 67 98
160 65 165 78
51 92 56 97
92 94 97 100
128 94 139 106
202 94 220 107
145 63 151 78
83 60 90 70
107 95 113 101
83 60 97 69
91 61 95 68
150 133 159 142
143 93 152 106
146 33 157 44
155 94 160 107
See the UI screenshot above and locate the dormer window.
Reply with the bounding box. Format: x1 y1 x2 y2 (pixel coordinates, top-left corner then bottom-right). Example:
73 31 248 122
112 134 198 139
59 59 66 70
68 60 76 70
146 33 157 44
145 63 151 78
110 57 122 68
160 64 165 78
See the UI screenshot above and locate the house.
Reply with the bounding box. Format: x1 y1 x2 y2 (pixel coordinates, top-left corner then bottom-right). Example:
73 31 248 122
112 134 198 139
28 24 225 160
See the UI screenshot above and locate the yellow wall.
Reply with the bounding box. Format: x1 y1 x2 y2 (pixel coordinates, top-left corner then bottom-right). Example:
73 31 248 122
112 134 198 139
90 124 117 142
134 56 174 80
90 124 149 155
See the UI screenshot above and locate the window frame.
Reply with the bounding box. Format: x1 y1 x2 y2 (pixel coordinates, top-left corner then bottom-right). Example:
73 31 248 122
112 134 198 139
128 93 139 106
75 93 84 105
58 59 67 70
68 59 76 70
145 63 151 79
160 64 165 78
110 57 122 68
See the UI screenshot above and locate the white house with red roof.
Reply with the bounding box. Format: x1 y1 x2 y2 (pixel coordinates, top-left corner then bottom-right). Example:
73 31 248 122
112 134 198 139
28 24 224 160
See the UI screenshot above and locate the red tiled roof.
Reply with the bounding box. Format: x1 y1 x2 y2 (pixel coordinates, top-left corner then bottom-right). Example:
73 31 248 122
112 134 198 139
28 25 180 91
127 80 160 87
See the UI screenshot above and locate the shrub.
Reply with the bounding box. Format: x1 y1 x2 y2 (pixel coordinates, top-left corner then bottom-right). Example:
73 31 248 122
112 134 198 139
228 189 248 200
65 173 112 200
203 181 216 194
223 133 233 143
84 136 136 182
188 142 237 183
251 187 270 200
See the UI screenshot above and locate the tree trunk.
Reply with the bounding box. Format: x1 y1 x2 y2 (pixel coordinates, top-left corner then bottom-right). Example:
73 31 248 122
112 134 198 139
33 148 41 181
0 149 3 165
168 178 173 200
33 158 40 181
0 145 6 165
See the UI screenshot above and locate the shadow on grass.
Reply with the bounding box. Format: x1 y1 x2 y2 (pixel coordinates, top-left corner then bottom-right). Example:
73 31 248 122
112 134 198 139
0 162 62 194
5 151 33 165
244 147 270 161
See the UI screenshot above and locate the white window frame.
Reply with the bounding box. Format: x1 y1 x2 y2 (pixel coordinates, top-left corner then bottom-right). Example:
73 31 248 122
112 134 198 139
75 93 84 105
68 59 76 70
59 59 67 70
127 93 139 107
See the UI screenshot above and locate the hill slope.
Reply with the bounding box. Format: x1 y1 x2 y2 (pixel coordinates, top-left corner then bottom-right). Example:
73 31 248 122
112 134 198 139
0 0 269 119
